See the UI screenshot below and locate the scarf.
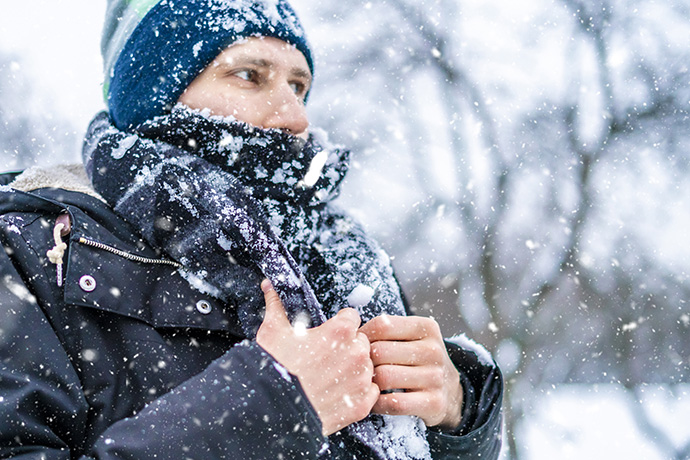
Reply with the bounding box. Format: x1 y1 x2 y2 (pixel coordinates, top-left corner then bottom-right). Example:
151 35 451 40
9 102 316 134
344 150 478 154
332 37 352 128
82 106 431 460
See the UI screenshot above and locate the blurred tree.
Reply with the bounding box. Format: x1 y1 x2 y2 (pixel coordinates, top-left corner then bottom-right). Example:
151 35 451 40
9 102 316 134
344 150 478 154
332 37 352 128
0 52 75 170
294 0 690 458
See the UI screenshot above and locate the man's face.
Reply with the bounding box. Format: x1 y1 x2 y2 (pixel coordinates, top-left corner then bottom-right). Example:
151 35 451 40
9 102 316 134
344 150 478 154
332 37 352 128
178 36 312 138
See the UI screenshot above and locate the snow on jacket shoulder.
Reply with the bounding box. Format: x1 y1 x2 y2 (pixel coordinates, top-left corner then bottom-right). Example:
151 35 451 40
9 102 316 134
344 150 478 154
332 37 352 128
0 166 502 459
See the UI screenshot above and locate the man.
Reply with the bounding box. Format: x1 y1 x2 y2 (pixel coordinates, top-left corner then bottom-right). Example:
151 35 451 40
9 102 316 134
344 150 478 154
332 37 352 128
0 0 502 458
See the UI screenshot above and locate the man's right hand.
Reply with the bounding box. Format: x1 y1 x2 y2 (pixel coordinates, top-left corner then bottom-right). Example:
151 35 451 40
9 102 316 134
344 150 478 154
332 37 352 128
256 280 379 436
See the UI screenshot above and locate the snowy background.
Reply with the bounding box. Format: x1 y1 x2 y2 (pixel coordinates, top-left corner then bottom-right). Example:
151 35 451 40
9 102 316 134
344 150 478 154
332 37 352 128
1 1 689 458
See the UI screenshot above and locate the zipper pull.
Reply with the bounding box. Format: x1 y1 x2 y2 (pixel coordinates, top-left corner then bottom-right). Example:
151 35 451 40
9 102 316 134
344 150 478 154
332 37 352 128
46 214 71 287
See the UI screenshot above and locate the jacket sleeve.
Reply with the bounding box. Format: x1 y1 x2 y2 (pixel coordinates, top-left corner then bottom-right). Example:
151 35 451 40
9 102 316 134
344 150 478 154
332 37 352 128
0 246 326 460
86 343 326 459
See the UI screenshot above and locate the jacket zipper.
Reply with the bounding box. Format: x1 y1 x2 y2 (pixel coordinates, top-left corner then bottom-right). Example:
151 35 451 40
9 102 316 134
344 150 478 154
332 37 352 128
77 237 182 268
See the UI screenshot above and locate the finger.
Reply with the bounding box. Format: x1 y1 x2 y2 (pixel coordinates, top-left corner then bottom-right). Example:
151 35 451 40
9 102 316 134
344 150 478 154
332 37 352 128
345 383 381 428
372 390 444 423
260 279 291 327
370 340 442 366
373 364 442 392
331 307 362 330
363 382 381 412
360 315 440 342
355 332 374 373
354 330 371 351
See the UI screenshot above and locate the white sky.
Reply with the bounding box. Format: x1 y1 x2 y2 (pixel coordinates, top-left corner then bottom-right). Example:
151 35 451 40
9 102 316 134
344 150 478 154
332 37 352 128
0 1 106 136
522 384 690 460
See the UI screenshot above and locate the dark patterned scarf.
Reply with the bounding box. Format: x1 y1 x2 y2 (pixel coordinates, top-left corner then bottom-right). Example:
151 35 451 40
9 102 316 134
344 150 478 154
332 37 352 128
82 106 430 460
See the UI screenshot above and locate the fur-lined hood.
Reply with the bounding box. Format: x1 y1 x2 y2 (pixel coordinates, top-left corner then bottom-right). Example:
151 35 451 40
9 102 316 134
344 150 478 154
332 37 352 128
8 163 105 202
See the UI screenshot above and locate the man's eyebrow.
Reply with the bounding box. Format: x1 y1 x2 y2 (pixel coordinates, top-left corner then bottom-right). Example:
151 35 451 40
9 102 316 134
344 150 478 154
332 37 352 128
218 57 311 81
291 67 312 81
216 57 271 69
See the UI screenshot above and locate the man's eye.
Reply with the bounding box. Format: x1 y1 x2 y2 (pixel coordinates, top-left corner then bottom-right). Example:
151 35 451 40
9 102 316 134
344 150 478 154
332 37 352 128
233 69 257 82
290 82 307 97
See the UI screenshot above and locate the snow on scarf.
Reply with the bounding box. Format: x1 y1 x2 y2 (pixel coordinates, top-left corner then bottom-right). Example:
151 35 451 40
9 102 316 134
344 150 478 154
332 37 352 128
82 106 431 460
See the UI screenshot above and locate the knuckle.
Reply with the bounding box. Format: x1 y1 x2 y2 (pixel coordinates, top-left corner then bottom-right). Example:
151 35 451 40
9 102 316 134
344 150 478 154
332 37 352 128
370 382 380 396
349 358 366 376
366 316 390 337
354 354 371 371
338 307 361 324
355 332 371 350
266 290 281 306
354 401 372 421
416 340 432 358
428 393 445 414
422 340 444 362
420 317 441 336
359 344 372 361
356 368 372 386
387 394 408 414
363 315 381 327
330 320 355 340
430 319 442 336
330 318 349 333
377 319 393 336
432 341 445 356
422 370 444 393
363 360 374 379
376 397 394 414
351 343 371 363
373 365 393 388
370 341 383 359
429 366 445 384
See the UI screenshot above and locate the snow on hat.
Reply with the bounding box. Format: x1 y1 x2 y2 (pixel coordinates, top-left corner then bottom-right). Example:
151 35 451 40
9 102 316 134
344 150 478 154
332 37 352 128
102 0 314 130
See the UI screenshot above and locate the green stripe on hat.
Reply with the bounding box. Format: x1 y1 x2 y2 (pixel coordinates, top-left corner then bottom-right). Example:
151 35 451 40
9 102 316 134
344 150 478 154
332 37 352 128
127 0 160 16
102 0 164 102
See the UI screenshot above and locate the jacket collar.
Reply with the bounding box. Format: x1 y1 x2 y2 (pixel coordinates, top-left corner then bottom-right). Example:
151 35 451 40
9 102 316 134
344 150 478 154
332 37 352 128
8 163 105 202
1 175 241 336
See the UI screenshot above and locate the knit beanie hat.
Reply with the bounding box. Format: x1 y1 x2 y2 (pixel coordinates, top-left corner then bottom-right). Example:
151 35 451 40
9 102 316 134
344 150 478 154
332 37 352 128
102 0 314 130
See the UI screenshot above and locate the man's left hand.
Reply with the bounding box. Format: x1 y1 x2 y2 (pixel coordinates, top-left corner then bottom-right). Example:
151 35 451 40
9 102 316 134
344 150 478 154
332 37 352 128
359 315 463 430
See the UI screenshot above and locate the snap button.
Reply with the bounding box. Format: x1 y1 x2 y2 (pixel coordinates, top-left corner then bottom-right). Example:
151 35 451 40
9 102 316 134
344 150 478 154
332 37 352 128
55 213 71 237
79 275 97 292
196 300 212 315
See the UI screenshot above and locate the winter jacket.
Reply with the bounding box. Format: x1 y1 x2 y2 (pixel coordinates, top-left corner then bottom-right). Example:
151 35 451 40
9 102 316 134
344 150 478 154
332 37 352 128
0 166 503 459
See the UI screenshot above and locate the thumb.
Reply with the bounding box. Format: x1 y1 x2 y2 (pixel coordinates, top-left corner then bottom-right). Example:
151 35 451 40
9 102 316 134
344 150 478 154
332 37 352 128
260 279 291 329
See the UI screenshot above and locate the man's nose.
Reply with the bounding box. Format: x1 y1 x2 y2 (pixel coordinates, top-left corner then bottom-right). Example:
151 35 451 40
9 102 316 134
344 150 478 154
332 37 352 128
264 85 309 138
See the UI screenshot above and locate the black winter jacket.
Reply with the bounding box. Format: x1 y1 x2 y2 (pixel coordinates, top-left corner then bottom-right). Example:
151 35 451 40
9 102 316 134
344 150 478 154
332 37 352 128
0 169 502 459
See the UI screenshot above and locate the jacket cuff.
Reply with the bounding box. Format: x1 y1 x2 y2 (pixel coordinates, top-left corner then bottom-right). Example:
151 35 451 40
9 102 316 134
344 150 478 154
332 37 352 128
205 341 328 456
427 336 503 459
246 342 327 452
252 342 327 445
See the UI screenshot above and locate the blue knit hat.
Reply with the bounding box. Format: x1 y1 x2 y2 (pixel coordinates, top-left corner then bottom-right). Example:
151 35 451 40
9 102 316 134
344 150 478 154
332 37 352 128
102 0 314 130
